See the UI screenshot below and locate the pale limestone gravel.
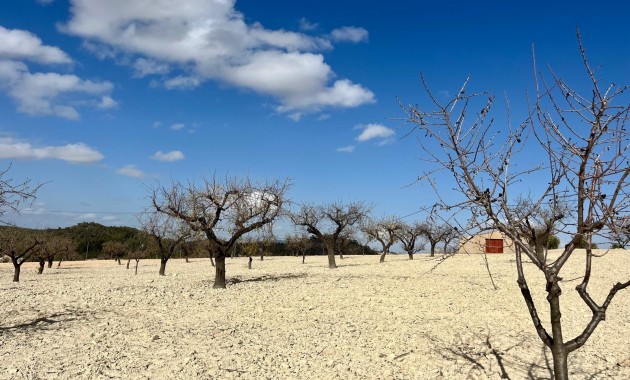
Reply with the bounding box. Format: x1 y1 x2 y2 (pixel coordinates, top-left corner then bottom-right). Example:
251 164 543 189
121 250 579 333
1 251 629 379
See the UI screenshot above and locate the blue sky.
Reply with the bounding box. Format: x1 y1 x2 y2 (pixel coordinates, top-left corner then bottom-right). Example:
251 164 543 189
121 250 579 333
1 0 629 230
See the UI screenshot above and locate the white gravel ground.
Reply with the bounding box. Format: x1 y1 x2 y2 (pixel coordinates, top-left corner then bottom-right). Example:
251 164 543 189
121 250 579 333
1 251 629 379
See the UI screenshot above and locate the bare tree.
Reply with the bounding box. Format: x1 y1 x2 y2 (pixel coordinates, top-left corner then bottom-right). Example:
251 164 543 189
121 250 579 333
151 175 289 288
418 220 453 257
400 31 630 379
0 164 42 226
102 241 127 265
0 230 40 282
285 233 310 264
140 211 190 276
361 216 400 263
291 201 369 268
395 221 425 260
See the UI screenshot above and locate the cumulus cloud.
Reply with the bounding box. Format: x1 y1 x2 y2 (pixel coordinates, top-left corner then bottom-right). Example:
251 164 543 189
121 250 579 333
336 145 355 153
355 123 395 142
63 0 374 115
76 213 97 220
116 164 145 178
0 26 72 64
0 27 116 119
150 150 185 162
170 123 185 130
330 27 369 43
0 136 104 163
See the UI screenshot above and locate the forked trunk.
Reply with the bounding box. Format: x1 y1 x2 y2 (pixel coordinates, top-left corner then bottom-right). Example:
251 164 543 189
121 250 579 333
47 257 54 268
38 259 45 274
248 256 252 269
407 251 414 260
159 258 167 276
213 255 227 288
379 252 386 263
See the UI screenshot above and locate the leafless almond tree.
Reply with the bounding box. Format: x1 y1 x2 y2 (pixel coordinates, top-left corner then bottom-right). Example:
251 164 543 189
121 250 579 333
361 216 400 263
0 230 40 282
400 30 630 379
151 175 290 288
395 221 426 260
102 241 128 265
140 211 190 276
0 164 42 226
291 201 369 268
285 233 310 264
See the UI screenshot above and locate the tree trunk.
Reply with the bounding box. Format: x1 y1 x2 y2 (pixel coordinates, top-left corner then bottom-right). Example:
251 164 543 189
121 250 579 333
339 251 344 260
210 257 215 267
248 256 252 269
47 257 54 268
38 259 45 274
12 262 21 282
548 281 569 380
408 251 414 260
57 259 62 268
159 258 167 276
185 256 189 263
135 259 139 275
430 242 437 257
117 256 122 265
213 255 227 289
127 258 131 269
379 252 386 263
326 242 337 269
302 254 305 264
260 250 264 261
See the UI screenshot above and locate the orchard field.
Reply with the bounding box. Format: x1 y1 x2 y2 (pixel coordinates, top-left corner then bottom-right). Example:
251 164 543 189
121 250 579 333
1 251 629 379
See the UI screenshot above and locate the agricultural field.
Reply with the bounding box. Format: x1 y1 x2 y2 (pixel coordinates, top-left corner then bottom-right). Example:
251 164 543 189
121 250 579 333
1 251 629 380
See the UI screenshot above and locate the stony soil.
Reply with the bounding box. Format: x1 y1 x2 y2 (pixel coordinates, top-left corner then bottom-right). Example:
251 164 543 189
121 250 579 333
1 251 629 379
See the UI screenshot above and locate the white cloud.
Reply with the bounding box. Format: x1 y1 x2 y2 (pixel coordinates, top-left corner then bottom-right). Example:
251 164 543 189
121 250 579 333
97 95 118 109
330 27 369 43
0 136 104 163
299 18 318 32
170 123 185 130
116 164 145 178
355 123 395 142
0 26 72 64
0 59 115 119
63 0 374 116
133 58 170 77
150 150 185 162
102 215 118 221
152 121 162 128
337 145 355 153
76 213 97 220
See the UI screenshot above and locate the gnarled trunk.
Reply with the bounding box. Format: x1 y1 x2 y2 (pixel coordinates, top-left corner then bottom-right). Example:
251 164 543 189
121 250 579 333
326 242 337 269
407 251 414 260
12 260 21 282
213 255 227 288
159 258 168 276
430 242 437 257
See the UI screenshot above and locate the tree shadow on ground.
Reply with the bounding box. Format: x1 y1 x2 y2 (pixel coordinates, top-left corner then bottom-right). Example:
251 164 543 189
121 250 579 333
0 309 89 335
227 273 307 285
426 330 629 379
